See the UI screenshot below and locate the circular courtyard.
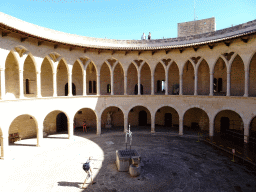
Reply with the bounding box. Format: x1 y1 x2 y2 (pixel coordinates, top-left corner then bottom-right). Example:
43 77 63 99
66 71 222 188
0 131 256 192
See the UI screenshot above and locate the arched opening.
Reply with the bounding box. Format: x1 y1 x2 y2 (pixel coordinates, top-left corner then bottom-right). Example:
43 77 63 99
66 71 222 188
198 59 210 95
249 53 256 96
214 110 244 147
183 108 209 135
5 52 19 98
41 57 53 97
56 113 68 132
140 63 151 95
101 106 124 133
23 55 37 98
74 108 97 134
86 62 97 95
43 110 68 138
128 106 151 131
249 117 256 158
168 62 179 95
213 58 227 96
182 61 194 95
127 63 138 95
72 61 83 96
154 63 165 95
114 63 124 95
65 83 76 96
57 60 68 96
155 106 179 133
230 55 245 96
100 63 111 95
9 114 38 146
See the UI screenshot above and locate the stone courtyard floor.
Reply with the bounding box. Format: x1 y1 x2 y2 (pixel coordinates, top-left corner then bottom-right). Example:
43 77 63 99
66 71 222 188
1 130 256 192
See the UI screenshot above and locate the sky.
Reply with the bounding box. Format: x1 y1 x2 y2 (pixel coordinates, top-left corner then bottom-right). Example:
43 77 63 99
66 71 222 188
0 0 255 40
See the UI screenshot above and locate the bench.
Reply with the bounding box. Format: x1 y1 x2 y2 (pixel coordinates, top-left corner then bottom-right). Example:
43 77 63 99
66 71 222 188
9 133 21 143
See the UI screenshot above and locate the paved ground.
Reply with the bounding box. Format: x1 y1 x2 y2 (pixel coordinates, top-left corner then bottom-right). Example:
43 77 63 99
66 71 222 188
1 130 256 192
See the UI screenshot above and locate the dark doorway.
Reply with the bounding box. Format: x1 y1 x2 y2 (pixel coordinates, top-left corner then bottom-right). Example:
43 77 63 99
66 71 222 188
139 110 147 126
220 117 229 133
165 113 172 127
56 112 67 132
65 83 76 96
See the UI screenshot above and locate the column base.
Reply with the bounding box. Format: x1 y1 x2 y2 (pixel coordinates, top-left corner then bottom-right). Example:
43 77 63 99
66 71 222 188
151 131 155 134
243 94 248 97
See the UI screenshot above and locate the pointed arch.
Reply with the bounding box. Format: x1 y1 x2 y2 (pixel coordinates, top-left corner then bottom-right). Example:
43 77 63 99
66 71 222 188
127 62 138 95
57 59 68 96
213 57 227 96
72 60 83 96
41 56 54 97
140 62 151 95
23 54 37 97
86 61 97 95
197 59 210 95
154 62 166 94
168 61 179 95
230 54 245 96
182 60 194 95
114 62 124 95
100 62 111 95
5 51 20 98
249 52 256 96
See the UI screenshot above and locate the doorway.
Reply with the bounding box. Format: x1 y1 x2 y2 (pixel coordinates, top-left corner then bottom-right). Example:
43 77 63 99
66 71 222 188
139 110 147 126
56 112 67 132
220 117 229 133
165 113 172 127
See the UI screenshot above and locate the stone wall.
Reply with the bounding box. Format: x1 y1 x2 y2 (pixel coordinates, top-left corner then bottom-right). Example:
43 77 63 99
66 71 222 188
178 17 215 37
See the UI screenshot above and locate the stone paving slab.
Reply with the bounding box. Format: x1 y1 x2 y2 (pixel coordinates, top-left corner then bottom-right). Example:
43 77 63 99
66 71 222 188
0 132 256 192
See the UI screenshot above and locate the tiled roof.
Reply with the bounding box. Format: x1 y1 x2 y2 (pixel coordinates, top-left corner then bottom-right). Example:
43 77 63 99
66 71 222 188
0 12 256 50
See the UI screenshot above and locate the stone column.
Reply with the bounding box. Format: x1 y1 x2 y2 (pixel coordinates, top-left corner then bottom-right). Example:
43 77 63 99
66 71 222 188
111 71 114 95
124 75 127 95
83 70 87 96
165 71 168 95
209 118 214 137
53 72 57 97
227 72 230 96
194 71 198 95
1 136 8 160
209 72 214 96
244 70 249 97
0 68 5 99
151 113 155 133
97 73 100 96
151 74 154 95
244 123 249 144
124 115 128 133
97 115 101 135
179 117 183 135
179 73 183 95
68 72 72 96
37 127 43 147
138 69 141 95
68 118 74 139
36 71 41 98
19 70 24 98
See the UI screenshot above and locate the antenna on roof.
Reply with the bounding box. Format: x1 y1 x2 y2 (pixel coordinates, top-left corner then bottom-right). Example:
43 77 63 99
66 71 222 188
194 0 196 21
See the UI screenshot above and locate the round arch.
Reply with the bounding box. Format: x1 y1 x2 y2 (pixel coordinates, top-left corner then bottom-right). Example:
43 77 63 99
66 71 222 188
9 114 38 144
128 105 151 131
74 108 97 134
183 107 210 135
154 106 179 133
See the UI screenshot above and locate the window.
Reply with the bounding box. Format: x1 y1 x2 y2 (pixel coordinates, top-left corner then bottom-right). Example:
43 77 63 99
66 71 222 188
218 78 222 92
214 78 217 92
89 81 92 93
213 78 223 93
157 80 161 92
161 80 165 92
93 81 96 93
25 79 29 94
107 84 111 93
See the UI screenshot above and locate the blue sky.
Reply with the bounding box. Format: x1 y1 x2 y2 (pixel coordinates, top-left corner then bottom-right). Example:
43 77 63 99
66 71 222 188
0 0 255 40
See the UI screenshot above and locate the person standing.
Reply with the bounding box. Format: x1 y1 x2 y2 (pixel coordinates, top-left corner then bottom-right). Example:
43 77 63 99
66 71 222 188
82 157 96 189
148 32 151 40
141 32 146 40
83 120 87 132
